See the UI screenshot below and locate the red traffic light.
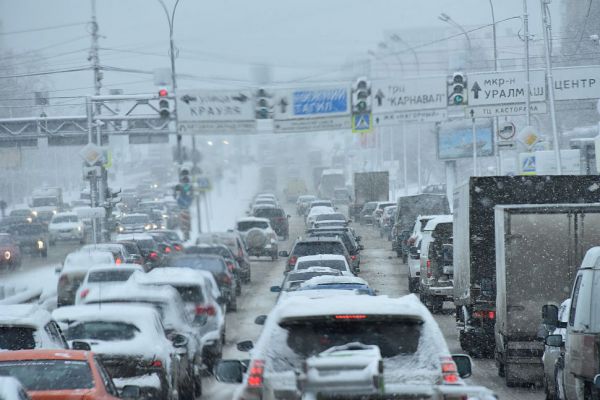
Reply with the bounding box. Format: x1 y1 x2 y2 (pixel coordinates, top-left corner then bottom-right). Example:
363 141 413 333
158 89 168 97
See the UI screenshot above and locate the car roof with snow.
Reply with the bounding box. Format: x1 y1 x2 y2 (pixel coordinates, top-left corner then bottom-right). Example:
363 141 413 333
116 233 154 241
423 215 453 230
135 267 214 287
52 211 78 218
296 254 347 263
81 281 181 305
0 304 53 328
63 250 114 272
85 263 144 274
121 213 149 218
300 275 368 287
580 246 600 269
52 304 159 329
237 216 271 223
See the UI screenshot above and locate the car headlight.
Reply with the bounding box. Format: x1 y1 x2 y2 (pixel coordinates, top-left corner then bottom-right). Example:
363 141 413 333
118 226 124 232
3 251 11 260
52 210 57 215
77 226 82 232
145 224 152 230
37 240 44 249
31 211 38 217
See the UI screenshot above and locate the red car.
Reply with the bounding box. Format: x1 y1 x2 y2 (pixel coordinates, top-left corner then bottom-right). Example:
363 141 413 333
0 233 21 270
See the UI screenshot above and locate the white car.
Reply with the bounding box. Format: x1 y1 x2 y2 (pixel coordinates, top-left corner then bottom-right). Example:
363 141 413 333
236 217 278 259
293 254 353 276
48 212 85 245
407 237 422 293
216 294 481 399
75 263 145 304
0 304 68 350
53 304 191 398
0 377 30 400
306 206 335 227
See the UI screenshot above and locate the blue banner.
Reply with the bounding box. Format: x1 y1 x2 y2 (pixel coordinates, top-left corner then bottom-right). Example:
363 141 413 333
293 88 348 116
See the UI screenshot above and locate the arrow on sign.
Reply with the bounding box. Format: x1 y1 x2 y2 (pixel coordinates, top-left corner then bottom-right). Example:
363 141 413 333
279 98 288 113
375 89 385 106
469 108 475 119
232 93 248 103
180 94 197 104
471 81 482 99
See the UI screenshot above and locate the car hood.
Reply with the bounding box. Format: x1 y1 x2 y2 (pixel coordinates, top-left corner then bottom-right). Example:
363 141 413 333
29 389 96 400
68 338 171 363
50 222 79 230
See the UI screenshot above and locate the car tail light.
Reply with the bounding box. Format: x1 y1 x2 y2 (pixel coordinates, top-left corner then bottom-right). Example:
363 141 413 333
426 259 432 278
288 256 297 267
174 244 182 251
58 274 70 287
335 314 367 319
80 288 90 299
195 304 216 316
150 360 163 368
149 251 158 260
473 310 495 319
408 237 415 246
440 357 460 384
247 359 265 388
115 258 122 265
221 274 232 284
164 246 172 254
351 255 357 261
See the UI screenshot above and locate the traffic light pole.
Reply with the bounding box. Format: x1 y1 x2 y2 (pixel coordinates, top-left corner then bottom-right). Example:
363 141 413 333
192 135 202 234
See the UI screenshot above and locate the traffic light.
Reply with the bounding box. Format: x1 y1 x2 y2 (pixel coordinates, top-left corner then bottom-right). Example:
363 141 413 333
448 72 467 106
158 88 170 119
179 167 190 184
352 77 372 114
255 88 273 119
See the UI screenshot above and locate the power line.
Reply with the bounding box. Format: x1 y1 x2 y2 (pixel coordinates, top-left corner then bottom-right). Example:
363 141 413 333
0 22 87 36
0 66 91 79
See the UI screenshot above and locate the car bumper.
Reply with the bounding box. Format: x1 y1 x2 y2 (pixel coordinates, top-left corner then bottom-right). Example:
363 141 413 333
423 284 454 299
50 230 83 240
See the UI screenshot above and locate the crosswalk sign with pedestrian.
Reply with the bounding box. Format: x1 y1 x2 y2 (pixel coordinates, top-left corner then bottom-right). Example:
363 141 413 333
352 112 372 133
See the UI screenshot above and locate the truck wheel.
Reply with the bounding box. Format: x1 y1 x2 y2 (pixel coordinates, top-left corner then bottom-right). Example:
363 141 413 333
505 364 518 387
497 359 505 378
459 331 472 353
408 278 417 293
228 296 237 312
396 250 402 258
430 297 443 314
402 254 408 264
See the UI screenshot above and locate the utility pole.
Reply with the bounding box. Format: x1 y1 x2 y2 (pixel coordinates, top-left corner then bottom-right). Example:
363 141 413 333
523 0 532 126
540 0 562 174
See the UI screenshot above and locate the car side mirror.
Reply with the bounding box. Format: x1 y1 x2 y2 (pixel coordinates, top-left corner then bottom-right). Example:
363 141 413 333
594 374 600 389
270 285 281 293
542 304 559 327
55 265 63 274
254 315 267 325
347 219 353 224
71 340 91 351
237 340 254 352
545 334 564 347
278 251 289 258
170 333 188 349
358 245 365 251
121 385 141 399
214 360 245 383
216 296 227 305
452 354 472 378
356 236 362 242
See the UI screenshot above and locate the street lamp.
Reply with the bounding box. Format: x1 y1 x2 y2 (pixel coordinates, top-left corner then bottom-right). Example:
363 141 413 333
378 41 405 74
367 49 391 77
389 34 420 74
439 12 472 58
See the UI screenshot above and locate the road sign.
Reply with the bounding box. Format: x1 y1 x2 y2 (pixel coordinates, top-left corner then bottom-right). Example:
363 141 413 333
372 76 447 113
466 102 547 118
374 109 447 126
196 176 211 192
553 65 600 101
79 143 104 166
519 153 536 175
498 122 516 140
497 140 516 151
352 113 372 133
177 89 256 134
273 86 351 133
467 69 546 106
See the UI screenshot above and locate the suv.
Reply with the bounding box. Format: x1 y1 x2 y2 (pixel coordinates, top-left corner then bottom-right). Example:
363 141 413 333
372 201 395 228
307 230 362 274
197 231 252 283
214 295 476 399
406 215 437 293
0 305 68 350
296 195 317 216
185 244 243 296
9 222 48 258
236 217 278 260
280 237 351 273
48 212 85 245
57 250 115 307
252 206 290 240
359 202 378 225
419 215 453 314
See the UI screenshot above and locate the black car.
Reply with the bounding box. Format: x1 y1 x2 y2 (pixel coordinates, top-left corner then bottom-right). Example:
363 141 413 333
196 231 252 283
9 222 48 257
184 244 243 296
167 254 238 311
279 236 351 273
252 206 290 240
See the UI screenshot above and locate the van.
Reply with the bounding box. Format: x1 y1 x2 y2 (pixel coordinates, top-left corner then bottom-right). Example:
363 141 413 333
419 215 453 314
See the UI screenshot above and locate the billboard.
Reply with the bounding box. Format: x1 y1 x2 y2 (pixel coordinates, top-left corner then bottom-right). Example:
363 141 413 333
437 121 494 160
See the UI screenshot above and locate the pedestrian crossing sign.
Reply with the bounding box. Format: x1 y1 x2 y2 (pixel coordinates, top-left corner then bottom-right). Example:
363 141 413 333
352 112 372 133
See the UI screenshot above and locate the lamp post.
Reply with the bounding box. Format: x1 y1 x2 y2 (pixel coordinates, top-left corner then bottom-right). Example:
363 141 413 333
378 41 404 74
439 13 472 65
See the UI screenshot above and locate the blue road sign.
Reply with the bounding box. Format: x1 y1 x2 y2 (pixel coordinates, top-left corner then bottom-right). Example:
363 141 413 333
293 88 348 116
197 176 211 192
352 112 372 133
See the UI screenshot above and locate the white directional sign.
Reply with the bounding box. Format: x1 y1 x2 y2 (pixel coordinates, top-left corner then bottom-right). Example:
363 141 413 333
372 76 447 114
177 90 256 134
374 109 447 126
553 65 600 101
466 102 547 118
467 70 546 106
273 86 351 133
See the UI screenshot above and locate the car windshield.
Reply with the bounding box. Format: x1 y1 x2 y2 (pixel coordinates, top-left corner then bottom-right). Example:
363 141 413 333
316 213 345 221
88 269 136 283
31 197 57 207
0 327 35 350
254 208 285 218
283 271 340 290
65 321 139 341
52 215 78 223
121 215 149 224
12 224 44 235
237 221 268 231
296 260 347 271
280 317 422 358
293 242 345 256
0 360 94 390
174 285 204 303
167 256 225 274
186 246 231 259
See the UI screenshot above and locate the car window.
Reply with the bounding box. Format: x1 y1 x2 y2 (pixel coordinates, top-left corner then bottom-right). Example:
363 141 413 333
0 327 36 350
569 275 582 327
254 208 285 218
45 322 67 348
174 285 204 303
121 215 149 224
237 221 269 231
94 357 119 396
88 269 136 283
0 360 94 390
65 321 140 341
293 242 346 256
296 260 347 271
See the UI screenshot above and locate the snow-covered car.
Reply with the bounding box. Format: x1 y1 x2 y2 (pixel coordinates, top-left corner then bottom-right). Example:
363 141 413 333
312 212 348 227
0 376 31 400
48 212 85 245
296 195 317 216
57 250 115 307
380 205 397 240
293 254 353 276
53 304 195 399
298 275 375 295
541 298 570 399
407 237 422 293
371 201 396 228
81 243 128 264
75 263 145 304
0 304 68 350
305 206 335 227
80 281 204 392
134 267 227 372
271 267 343 302
0 233 21 271
185 243 243 296
215 295 476 399
236 217 278 260
116 213 154 233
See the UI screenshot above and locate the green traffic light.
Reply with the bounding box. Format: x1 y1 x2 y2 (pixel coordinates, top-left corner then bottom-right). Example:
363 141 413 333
454 95 464 105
